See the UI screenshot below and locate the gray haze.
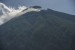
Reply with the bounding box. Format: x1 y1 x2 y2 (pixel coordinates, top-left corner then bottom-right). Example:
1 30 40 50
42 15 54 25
0 0 75 15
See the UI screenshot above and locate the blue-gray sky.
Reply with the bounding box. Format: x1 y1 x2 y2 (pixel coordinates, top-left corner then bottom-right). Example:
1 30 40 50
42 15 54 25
0 0 75 15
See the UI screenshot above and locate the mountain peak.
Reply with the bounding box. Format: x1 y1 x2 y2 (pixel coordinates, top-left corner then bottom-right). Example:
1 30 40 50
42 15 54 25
0 2 41 25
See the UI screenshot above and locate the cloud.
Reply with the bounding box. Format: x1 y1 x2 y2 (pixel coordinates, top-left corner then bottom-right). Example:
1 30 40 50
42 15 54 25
0 2 41 25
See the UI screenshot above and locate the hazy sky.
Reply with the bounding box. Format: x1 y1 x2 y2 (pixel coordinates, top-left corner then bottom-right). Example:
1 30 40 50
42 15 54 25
0 0 75 15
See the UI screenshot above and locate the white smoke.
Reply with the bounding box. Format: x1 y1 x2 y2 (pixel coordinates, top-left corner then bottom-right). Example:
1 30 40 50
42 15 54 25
0 2 41 25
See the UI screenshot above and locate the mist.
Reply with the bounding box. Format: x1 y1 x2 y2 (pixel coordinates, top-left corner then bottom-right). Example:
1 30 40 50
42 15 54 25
0 0 75 15
0 3 40 25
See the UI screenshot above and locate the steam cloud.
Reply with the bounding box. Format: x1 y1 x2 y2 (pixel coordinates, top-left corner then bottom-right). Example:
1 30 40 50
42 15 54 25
0 2 41 25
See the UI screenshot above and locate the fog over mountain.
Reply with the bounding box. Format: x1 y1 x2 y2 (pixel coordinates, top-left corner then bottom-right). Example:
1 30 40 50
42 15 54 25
0 3 41 25
0 5 75 50
0 0 75 15
0 1 75 50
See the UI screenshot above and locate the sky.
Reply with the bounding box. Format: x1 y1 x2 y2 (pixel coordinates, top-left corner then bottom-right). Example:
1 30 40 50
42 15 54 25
0 0 75 15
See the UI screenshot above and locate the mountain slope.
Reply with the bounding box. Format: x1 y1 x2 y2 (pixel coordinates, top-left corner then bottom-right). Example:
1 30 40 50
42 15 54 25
45 9 75 22
0 9 75 50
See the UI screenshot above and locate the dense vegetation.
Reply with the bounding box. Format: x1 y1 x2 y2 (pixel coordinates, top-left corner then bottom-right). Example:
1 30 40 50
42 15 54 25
0 9 75 50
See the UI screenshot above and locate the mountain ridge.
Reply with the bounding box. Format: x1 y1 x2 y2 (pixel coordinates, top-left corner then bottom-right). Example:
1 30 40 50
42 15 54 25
0 9 75 50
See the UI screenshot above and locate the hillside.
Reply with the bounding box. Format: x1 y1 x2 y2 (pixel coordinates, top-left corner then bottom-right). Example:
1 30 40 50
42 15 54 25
0 9 75 50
